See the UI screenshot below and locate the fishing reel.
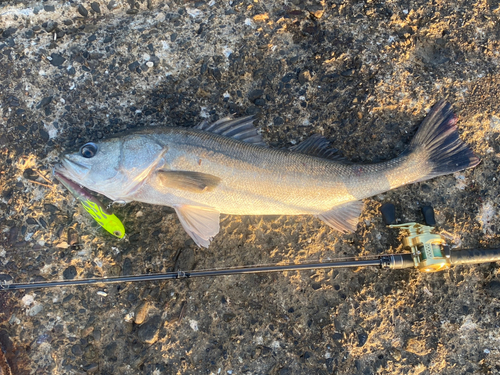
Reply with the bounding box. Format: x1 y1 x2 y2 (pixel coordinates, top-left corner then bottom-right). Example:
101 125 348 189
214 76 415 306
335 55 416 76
381 203 451 272
380 203 500 272
390 222 451 272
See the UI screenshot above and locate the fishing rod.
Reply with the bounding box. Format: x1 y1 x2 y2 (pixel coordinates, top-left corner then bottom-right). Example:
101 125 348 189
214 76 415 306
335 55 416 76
2 206 500 290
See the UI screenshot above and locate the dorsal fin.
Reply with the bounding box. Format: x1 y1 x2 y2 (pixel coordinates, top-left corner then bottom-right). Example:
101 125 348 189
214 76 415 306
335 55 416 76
195 116 267 146
290 134 349 162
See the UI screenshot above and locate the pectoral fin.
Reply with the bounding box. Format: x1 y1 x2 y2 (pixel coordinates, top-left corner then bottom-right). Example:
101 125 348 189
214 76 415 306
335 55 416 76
174 205 220 248
316 200 364 233
154 171 221 193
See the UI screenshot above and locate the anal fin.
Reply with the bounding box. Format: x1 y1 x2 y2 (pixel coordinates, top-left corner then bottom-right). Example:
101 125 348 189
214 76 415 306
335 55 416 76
174 205 220 248
316 200 364 233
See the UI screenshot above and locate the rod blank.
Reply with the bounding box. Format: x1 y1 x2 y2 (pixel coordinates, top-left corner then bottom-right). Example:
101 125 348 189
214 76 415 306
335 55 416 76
0 259 383 291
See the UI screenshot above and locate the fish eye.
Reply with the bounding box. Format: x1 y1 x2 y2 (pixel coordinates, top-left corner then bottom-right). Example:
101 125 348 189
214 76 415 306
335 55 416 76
80 143 98 158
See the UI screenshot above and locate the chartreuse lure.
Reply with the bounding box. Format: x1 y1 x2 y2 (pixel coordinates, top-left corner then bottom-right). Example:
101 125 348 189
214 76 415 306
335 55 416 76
80 199 125 238
54 171 125 238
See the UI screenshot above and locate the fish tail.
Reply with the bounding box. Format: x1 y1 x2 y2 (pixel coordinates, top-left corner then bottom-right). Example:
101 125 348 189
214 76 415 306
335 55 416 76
406 100 480 180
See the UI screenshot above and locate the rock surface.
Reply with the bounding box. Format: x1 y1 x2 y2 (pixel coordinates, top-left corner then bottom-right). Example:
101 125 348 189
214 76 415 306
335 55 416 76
1 0 500 374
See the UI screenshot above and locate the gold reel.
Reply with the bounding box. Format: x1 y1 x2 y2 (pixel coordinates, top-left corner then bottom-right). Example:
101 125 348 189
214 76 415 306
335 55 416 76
389 223 451 272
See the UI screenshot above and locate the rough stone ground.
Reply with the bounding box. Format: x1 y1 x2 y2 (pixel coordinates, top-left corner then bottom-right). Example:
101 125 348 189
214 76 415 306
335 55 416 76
1 0 500 374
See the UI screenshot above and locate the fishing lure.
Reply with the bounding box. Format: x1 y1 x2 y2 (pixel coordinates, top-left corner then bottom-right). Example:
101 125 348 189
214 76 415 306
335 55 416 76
54 171 125 238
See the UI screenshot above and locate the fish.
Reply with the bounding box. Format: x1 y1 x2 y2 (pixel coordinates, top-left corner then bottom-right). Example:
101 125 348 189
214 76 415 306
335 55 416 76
54 101 480 247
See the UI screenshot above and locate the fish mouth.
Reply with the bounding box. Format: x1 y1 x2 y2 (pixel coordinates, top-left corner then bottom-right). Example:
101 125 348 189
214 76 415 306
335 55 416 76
54 159 119 202
53 167 116 217
53 168 77 189
53 166 90 198
53 155 95 196
54 156 90 184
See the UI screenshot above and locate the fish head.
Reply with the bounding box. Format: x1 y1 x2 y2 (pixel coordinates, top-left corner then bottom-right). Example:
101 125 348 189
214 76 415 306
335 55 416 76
55 134 165 201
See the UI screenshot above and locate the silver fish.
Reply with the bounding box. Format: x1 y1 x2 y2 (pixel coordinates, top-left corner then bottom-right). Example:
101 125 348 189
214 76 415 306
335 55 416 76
55 101 479 247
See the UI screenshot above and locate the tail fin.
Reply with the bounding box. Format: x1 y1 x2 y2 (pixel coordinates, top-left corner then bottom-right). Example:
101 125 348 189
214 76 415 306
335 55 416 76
407 101 480 179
